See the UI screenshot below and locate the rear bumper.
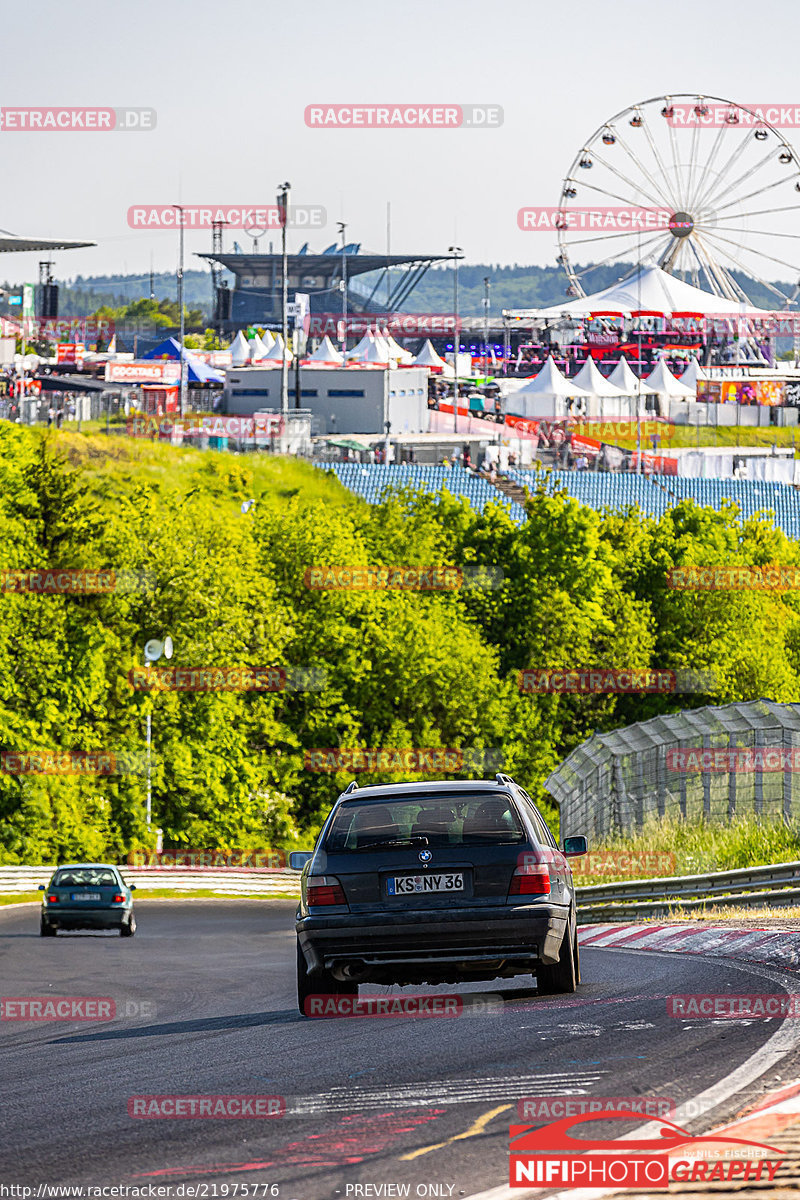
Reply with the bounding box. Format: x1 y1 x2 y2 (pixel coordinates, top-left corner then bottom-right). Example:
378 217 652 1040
297 903 569 974
43 907 132 930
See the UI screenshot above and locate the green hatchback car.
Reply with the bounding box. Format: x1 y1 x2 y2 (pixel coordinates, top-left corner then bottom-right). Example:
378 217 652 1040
39 863 137 937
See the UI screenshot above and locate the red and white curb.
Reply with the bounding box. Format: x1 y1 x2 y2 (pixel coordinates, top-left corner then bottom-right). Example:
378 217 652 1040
579 922 800 971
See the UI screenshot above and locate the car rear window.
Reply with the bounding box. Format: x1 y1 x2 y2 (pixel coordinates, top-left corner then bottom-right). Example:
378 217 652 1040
325 793 525 852
52 868 119 887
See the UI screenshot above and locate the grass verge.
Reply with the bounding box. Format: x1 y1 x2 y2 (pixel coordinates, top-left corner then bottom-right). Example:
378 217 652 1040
571 815 800 886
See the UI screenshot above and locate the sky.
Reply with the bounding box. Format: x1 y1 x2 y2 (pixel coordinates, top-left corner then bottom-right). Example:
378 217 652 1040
4 0 800 298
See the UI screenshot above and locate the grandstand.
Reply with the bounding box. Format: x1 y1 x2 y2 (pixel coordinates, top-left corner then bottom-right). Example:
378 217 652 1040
317 462 800 541
506 469 800 542
317 463 528 523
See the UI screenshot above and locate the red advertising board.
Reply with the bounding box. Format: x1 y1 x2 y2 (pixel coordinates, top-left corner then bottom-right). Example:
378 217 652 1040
105 361 181 384
56 343 85 366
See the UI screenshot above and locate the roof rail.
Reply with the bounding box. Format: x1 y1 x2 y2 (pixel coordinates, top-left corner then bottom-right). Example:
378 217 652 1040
344 780 359 794
495 772 515 785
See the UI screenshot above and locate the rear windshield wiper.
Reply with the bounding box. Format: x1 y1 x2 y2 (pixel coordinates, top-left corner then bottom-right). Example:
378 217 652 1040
351 836 430 852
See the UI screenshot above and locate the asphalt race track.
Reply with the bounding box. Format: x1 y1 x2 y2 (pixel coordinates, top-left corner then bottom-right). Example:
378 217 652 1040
3 900 800 1199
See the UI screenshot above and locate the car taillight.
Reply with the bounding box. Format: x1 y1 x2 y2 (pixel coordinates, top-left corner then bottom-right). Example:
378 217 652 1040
113 893 125 903
306 876 346 906
47 894 59 903
508 863 551 896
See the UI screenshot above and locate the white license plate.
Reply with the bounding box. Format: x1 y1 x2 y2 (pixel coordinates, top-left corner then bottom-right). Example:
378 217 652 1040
71 892 101 901
387 873 464 896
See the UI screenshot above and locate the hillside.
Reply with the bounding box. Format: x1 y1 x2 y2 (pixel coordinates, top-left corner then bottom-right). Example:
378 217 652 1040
3 427 800 863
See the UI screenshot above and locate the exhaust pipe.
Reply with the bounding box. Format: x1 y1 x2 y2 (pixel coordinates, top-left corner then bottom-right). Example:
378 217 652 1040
335 961 371 982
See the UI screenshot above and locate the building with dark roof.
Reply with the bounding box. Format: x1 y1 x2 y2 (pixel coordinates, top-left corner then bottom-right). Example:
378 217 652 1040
198 244 452 331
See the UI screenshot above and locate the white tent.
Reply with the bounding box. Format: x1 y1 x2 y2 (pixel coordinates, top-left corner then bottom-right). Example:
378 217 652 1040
412 339 449 369
608 356 641 394
505 358 592 418
680 358 708 389
373 327 391 355
347 330 376 361
572 356 629 397
506 263 759 321
382 327 414 364
249 332 270 361
643 359 695 398
230 330 251 367
512 358 592 398
260 329 276 352
307 335 344 365
263 334 293 363
359 337 391 365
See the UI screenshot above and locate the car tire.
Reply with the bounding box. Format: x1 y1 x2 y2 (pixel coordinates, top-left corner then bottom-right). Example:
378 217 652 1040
536 923 577 995
40 919 56 937
120 914 136 938
296 938 357 1016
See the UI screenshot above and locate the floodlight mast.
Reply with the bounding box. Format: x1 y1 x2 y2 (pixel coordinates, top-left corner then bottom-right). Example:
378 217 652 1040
141 636 173 828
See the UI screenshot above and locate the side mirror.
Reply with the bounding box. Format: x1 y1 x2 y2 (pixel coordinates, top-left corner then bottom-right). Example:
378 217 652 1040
289 851 313 871
38 884 45 891
130 884 137 891
563 835 588 857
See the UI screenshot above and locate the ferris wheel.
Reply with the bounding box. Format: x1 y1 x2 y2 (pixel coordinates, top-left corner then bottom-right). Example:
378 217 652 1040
556 94 800 306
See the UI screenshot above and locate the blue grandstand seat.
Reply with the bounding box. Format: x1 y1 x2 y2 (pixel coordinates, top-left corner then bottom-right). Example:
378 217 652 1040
315 463 800 539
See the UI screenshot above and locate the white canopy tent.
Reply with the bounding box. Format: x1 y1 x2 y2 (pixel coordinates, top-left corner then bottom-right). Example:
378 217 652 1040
572 356 629 397
382 327 414 364
643 359 695 398
249 332 270 361
412 339 452 375
347 330 376 361
505 263 758 321
372 327 391 356
680 358 707 390
608 356 642 394
230 330 251 367
263 334 293 363
505 357 592 419
307 335 344 365
358 337 391 365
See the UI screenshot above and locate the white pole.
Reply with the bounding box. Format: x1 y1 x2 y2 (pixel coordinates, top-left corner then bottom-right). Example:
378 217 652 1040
279 183 291 419
449 246 462 434
145 708 152 829
178 208 187 420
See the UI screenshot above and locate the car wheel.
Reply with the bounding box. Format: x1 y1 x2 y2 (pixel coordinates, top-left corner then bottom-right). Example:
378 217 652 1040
296 938 357 1016
120 914 136 937
40 919 56 937
536 923 577 995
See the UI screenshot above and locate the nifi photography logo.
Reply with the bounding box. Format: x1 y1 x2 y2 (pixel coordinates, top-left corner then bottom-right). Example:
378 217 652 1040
508 1111 784 1188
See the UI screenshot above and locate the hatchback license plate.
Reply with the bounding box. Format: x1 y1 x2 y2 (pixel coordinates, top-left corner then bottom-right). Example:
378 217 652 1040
387 873 464 895
71 892 102 901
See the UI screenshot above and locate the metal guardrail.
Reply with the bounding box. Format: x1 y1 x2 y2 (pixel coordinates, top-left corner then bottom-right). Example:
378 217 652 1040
0 866 303 897
3 860 799 917
576 859 800 922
